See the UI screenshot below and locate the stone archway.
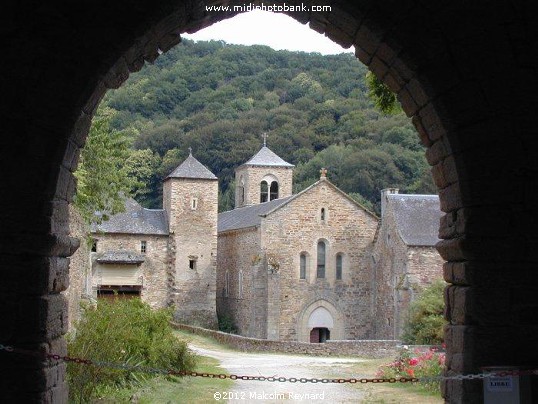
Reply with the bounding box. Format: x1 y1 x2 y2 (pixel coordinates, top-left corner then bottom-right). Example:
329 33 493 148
2 2 538 402
298 299 344 342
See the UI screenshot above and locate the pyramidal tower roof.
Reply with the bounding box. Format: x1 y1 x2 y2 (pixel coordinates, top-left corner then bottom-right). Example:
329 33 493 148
166 150 217 180
243 146 294 168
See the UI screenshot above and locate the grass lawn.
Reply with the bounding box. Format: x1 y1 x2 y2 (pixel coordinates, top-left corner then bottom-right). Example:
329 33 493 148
322 358 443 404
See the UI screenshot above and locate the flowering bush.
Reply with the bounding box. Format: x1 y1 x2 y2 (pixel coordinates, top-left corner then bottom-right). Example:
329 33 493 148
376 346 446 393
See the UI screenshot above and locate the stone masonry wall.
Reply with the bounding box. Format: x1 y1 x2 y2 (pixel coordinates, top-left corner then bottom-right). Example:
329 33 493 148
261 180 379 342
217 227 267 338
235 165 293 207
64 205 90 330
167 178 218 328
91 233 169 308
174 323 400 358
371 203 444 339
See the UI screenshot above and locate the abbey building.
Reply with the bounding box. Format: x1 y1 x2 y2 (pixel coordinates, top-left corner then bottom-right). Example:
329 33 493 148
83 145 444 340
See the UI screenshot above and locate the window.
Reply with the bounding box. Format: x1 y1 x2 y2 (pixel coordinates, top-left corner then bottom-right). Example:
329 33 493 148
300 253 307 279
336 253 343 280
191 197 198 210
260 180 269 203
317 241 326 279
270 181 279 201
321 208 326 222
189 259 197 270
91 239 98 252
238 270 243 298
140 240 147 253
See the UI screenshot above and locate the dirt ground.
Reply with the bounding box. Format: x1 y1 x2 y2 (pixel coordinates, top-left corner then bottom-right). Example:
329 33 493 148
188 344 371 403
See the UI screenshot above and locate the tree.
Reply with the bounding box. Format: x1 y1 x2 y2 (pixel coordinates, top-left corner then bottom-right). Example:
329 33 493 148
401 280 447 344
74 108 137 223
365 71 401 114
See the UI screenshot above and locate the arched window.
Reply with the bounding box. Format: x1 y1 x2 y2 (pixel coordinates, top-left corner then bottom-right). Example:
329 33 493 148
321 208 326 222
317 241 326 279
238 270 243 298
270 181 279 200
300 253 307 279
238 176 245 206
260 181 269 203
336 253 343 280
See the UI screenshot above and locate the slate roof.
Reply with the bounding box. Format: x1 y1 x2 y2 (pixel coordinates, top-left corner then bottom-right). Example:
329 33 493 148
166 153 217 180
92 199 168 235
218 196 294 233
241 146 294 168
96 250 145 264
388 194 442 246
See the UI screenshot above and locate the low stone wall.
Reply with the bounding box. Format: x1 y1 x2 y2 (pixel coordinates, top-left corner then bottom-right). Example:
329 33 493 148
173 323 401 358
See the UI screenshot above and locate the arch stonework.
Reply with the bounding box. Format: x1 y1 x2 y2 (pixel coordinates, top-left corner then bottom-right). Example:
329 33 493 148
2 1 538 402
297 299 344 342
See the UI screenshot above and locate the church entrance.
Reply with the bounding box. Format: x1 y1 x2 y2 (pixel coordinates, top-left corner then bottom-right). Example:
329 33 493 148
310 327 330 343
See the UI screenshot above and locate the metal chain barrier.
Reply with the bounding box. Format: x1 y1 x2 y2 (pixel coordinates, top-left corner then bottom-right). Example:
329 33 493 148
1 343 536 384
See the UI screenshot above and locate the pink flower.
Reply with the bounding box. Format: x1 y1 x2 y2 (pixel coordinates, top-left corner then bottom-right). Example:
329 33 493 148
409 358 419 366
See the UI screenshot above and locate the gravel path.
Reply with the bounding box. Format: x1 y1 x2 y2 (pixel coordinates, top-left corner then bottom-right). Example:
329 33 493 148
188 344 366 403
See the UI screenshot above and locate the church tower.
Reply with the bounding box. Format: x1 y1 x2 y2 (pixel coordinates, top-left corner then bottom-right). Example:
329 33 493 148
235 136 294 208
163 150 218 328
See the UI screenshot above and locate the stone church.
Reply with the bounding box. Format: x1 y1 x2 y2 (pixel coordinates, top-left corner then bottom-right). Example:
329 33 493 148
86 144 443 341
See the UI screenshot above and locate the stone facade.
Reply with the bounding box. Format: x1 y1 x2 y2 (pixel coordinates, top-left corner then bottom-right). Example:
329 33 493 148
166 177 218 327
64 205 91 330
218 150 443 343
89 153 218 328
371 189 445 339
91 233 169 308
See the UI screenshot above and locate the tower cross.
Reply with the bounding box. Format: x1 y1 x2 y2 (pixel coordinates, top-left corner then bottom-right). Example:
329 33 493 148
188 147 192 155
262 133 268 147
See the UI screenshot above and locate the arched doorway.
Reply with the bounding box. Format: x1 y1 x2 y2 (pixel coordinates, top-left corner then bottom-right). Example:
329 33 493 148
308 306 334 343
3 2 538 403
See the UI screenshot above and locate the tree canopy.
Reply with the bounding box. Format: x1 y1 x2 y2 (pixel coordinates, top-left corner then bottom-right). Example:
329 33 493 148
94 39 434 213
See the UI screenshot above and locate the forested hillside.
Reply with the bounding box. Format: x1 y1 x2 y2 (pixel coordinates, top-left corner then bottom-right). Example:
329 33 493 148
99 39 435 213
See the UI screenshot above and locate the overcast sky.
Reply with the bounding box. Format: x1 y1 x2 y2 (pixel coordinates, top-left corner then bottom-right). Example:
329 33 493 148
183 10 354 55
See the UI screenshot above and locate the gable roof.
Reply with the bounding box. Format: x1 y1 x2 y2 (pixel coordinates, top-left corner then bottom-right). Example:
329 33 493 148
218 196 294 233
92 199 168 236
387 194 442 246
166 153 217 180
218 179 377 233
240 146 294 168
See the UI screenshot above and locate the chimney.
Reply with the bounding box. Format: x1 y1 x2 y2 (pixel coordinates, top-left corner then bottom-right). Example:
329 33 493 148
381 188 399 219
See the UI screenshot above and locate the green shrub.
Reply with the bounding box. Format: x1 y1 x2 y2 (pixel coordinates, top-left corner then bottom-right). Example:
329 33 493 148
401 280 446 345
217 313 237 334
67 298 196 403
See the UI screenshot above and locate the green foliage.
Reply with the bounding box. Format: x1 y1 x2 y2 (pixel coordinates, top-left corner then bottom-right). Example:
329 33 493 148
74 108 138 223
217 313 237 334
67 299 196 403
376 346 445 395
401 280 447 345
99 40 434 211
365 71 401 114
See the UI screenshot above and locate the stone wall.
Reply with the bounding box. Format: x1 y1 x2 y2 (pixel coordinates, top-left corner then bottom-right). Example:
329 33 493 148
261 180 379 342
91 233 169 308
235 165 293 207
166 178 218 328
64 205 91 330
217 227 266 338
174 323 400 358
371 200 444 339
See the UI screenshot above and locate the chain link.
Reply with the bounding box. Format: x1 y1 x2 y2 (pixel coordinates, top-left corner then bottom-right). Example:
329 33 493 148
2 343 537 384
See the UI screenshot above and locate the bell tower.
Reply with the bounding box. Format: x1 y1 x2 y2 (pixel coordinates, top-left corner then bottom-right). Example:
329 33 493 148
235 135 294 208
